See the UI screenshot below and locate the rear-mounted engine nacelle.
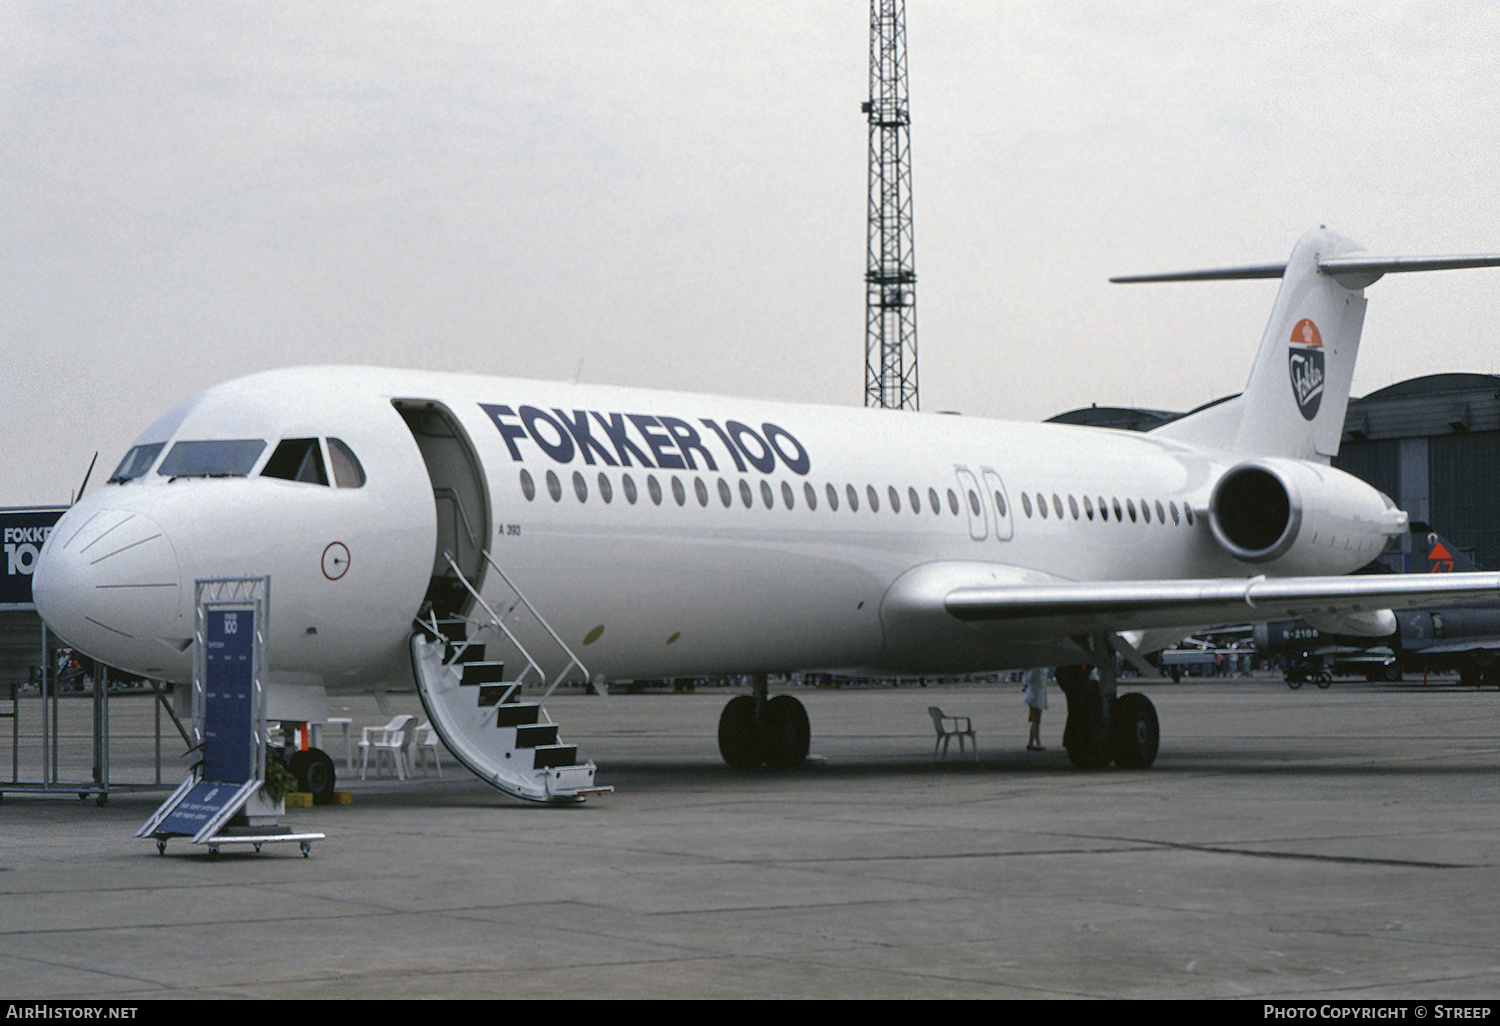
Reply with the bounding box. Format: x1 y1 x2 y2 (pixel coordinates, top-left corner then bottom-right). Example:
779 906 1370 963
1207 459 1406 575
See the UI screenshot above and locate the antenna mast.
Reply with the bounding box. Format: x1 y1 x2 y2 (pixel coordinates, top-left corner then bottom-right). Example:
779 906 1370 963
863 0 918 410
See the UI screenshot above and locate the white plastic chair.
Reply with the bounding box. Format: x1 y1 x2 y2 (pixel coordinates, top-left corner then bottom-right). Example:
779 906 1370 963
359 714 415 780
411 721 444 778
929 707 977 760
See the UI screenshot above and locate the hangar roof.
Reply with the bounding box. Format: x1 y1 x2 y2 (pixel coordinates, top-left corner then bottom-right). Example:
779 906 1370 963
1048 373 1500 441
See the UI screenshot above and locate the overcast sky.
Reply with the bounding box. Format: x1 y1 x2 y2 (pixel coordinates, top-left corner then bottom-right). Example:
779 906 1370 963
6 2 1500 505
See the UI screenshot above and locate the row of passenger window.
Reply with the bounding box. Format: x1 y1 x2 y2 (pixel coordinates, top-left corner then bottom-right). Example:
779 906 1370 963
521 468 964 514
1017 490 1194 527
519 468 1194 529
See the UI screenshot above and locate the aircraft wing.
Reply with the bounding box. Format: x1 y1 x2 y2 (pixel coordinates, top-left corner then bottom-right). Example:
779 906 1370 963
942 571 1500 638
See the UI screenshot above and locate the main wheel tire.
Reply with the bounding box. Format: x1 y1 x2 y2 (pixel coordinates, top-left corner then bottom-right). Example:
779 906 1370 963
1066 725 1111 770
1063 698 1110 770
718 695 758 768
1059 666 1110 770
288 749 338 804
1109 692 1159 769
758 695 810 769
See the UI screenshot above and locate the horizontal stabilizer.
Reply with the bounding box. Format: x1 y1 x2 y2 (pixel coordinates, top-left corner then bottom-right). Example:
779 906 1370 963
1112 251 1500 286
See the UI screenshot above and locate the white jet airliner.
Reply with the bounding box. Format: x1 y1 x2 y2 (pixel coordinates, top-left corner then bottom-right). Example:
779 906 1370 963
31 228 1500 802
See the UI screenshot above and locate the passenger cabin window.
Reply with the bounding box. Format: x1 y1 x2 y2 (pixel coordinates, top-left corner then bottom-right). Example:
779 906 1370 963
262 438 328 485
158 440 266 479
109 443 165 483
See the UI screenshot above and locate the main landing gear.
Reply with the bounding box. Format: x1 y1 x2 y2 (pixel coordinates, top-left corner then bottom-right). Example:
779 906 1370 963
1055 640 1160 770
717 674 810 769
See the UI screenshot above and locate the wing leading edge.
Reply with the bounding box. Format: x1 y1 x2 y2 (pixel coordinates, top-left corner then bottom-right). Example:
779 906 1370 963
942 572 1500 639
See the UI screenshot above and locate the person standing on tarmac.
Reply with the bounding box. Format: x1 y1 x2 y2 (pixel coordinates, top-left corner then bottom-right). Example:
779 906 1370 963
1023 667 1047 751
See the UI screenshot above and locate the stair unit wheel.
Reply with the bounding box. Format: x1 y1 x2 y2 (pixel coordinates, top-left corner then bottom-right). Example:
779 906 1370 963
410 551 610 804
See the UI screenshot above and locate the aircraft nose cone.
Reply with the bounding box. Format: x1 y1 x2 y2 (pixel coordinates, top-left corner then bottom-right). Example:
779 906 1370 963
34 508 182 644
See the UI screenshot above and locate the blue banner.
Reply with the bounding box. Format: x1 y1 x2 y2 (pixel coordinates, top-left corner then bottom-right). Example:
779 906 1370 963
202 608 255 784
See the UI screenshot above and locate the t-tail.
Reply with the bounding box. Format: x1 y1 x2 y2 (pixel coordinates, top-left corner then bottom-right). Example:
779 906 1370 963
1123 227 1500 461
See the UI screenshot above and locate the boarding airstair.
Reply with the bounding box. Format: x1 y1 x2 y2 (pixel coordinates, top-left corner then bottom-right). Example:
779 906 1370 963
409 551 610 804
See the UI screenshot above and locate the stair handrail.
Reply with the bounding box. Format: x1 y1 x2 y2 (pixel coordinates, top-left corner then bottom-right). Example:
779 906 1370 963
440 551 548 689
478 550 591 703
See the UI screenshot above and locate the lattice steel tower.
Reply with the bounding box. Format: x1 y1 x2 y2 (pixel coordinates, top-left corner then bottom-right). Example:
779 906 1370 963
863 0 918 410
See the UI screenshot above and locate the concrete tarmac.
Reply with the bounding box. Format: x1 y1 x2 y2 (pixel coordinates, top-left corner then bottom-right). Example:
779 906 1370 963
2 675 1499 1000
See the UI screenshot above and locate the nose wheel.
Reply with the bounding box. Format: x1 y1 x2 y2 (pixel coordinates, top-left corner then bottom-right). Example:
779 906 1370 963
287 748 338 803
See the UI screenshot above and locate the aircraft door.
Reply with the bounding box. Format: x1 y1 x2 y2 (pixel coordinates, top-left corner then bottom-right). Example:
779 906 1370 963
393 399 491 619
954 467 989 541
981 468 1013 541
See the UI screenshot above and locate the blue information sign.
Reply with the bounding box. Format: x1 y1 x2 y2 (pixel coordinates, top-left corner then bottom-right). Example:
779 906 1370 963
155 781 243 837
152 606 257 837
202 608 255 784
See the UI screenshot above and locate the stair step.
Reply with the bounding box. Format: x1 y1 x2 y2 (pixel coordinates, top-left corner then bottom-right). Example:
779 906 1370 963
455 645 487 663
461 661 507 686
477 685 519 707
493 702 542 728
533 745 578 769
515 723 559 748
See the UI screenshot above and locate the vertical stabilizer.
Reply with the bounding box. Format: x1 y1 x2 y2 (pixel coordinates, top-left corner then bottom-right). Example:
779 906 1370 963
1141 228 1370 460
1231 230 1368 459
1129 230 1500 461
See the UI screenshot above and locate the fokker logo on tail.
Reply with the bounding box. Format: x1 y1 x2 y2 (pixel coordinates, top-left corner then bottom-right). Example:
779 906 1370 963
1288 317 1325 421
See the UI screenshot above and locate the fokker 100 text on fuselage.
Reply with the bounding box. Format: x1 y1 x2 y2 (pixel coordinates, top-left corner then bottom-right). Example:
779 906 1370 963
32 228 1500 802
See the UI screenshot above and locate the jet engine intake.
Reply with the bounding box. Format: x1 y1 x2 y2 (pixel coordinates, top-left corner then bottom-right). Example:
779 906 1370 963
1209 462 1300 563
1207 459 1406 575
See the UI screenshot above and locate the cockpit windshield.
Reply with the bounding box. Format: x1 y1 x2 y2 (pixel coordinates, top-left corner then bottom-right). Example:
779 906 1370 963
156 440 267 479
259 437 366 488
107 443 165 483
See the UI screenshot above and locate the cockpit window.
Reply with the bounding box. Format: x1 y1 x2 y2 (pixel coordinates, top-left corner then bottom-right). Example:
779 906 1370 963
157 439 267 479
327 438 366 488
262 438 328 485
108 443 165 483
